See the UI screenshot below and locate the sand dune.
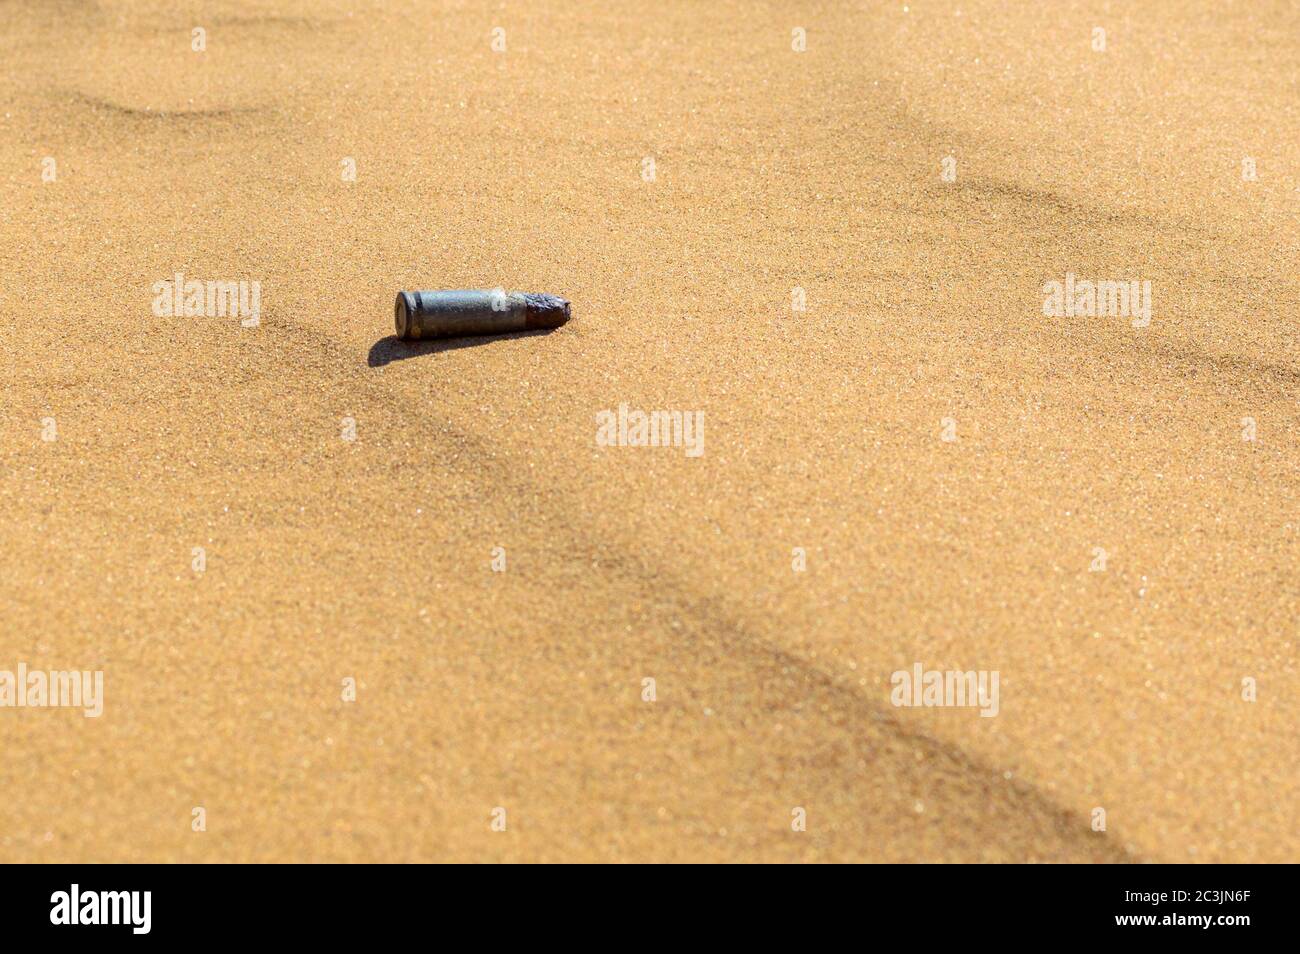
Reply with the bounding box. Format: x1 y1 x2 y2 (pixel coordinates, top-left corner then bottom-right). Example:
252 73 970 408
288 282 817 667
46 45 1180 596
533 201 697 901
1 0 1295 862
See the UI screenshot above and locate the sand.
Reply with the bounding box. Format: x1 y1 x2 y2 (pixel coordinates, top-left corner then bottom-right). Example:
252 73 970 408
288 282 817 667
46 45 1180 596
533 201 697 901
1 0 1296 862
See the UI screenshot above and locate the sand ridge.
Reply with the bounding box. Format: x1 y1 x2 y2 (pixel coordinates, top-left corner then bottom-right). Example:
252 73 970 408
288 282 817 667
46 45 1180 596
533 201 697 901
0 0 1296 862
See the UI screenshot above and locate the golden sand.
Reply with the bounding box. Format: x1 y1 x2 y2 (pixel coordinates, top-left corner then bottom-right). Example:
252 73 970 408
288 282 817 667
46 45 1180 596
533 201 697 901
1 0 1296 862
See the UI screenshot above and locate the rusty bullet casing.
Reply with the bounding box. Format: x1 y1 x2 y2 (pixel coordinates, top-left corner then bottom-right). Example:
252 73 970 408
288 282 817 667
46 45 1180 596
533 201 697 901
394 289 571 340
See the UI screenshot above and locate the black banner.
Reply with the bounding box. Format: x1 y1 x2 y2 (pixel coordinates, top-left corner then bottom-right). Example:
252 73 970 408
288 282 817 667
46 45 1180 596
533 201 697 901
0 864 1279 942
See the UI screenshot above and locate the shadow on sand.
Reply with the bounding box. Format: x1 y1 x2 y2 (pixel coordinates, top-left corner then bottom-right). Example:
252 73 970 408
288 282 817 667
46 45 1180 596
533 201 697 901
368 329 555 368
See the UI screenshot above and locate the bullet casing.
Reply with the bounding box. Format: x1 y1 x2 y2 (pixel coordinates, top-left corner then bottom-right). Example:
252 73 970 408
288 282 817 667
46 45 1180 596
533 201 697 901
395 290 571 340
